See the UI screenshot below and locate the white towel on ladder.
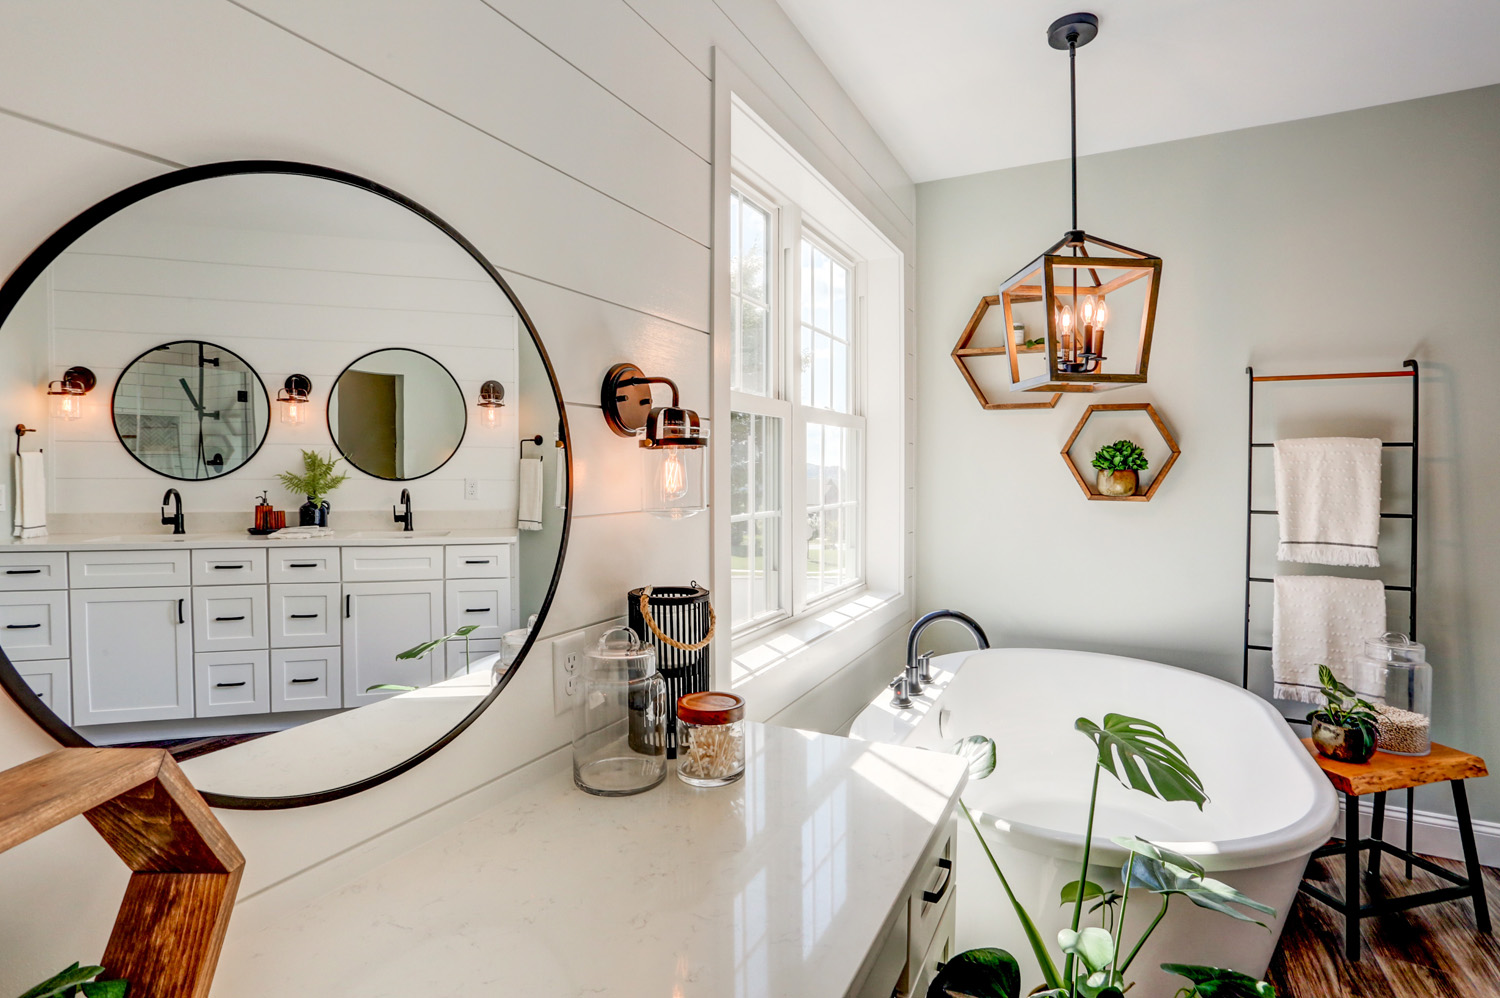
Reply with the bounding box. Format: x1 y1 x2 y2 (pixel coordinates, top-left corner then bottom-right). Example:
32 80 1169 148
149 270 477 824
12 451 47 539
1273 437 1382 567
518 457 544 531
1272 575 1386 703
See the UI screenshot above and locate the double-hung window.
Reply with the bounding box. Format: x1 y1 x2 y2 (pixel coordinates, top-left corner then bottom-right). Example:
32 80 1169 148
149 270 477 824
728 179 865 635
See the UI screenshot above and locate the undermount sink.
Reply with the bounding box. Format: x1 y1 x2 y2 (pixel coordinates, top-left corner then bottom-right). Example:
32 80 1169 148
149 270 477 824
86 534 192 543
341 530 452 539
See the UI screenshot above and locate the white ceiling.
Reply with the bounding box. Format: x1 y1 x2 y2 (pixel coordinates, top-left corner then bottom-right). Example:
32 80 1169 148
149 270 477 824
774 0 1500 183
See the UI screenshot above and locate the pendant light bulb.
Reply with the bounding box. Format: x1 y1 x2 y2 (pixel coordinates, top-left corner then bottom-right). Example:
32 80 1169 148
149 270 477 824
661 450 688 501
1080 297 1096 325
1057 303 1074 332
1094 297 1108 329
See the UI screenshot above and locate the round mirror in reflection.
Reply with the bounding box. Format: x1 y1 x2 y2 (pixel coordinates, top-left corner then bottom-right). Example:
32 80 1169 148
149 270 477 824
328 348 466 480
113 339 270 480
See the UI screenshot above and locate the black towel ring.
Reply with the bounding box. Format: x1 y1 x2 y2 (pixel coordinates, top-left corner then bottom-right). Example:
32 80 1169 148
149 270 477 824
14 424 40 457
520 435 544 449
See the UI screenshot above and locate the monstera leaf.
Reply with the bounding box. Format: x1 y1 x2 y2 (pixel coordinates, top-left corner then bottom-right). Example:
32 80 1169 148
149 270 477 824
1161 963 1277 997
925 948 1020 998
1126 857 1277 927
951 735 997 781
1075 715 1207 809
1110 835 1205 877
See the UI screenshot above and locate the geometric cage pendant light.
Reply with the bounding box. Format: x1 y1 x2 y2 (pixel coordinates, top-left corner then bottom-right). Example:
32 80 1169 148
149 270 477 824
999 13 1162 394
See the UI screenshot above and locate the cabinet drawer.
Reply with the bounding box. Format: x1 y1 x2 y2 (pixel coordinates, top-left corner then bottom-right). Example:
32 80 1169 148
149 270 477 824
909 825 957 970
16 659 70 725
445 545 511 579
0 552 67 591
0 590 68 660
69 549 190 589
447 638 502 679
269 583 341 647
271 647 342 712
195 650 270 716
192 585 269 652
268 547 340 583
445 579 513 640
341 546 443 583
192 548 267 585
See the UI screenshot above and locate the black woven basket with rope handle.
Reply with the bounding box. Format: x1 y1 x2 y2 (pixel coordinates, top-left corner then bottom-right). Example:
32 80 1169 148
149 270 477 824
628 582 714 759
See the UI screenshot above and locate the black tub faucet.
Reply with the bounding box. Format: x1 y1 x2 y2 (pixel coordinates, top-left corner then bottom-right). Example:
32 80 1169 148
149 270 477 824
161 489 185 535
394 488 413 531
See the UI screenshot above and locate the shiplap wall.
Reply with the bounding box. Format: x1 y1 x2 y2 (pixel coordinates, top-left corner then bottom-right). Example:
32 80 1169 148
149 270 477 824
0 0 915 986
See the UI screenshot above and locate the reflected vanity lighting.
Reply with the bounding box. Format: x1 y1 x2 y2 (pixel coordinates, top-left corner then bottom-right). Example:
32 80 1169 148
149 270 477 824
477 379 505 429
46 366 95 420
277 374 313 425
601 363 707 519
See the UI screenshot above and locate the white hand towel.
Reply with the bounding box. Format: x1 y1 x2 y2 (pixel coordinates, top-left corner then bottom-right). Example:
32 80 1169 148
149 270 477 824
1273 437 1382 567
12 451 47 539
1272 575 1386 703
518 456 544 531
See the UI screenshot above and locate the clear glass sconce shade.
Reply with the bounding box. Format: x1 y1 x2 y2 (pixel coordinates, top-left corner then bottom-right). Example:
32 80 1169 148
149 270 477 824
642 442 706 519
479 404 502 429
477 379 505 429
277 374 312 424
279 398 307 424
47 366 95 420
51 390 83 420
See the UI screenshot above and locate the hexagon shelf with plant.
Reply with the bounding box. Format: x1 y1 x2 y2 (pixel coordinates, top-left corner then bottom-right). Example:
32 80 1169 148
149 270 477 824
1060 402 1180 501
951 293 1061 410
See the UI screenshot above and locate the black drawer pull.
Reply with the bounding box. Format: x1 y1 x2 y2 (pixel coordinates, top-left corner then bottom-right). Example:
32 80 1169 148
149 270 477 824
290 613 319 619
290 677 319 684
464 607 489 614
465 559 490 565
215 681 247 688
5 623 41 629
288 562 319 568
214 615 246 622
177 598 185 624
921 857 953 905
4 569 42 575
345 594 352 618
211 564 243 570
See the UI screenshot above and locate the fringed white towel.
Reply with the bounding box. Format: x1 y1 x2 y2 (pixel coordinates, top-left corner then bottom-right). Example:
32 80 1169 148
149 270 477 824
518 457 544 531
1273 437 1382 567
12 451 47 539
1272 576 1386 703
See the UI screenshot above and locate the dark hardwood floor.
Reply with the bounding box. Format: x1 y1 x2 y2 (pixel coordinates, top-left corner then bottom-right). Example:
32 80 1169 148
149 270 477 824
1268 849 1500 997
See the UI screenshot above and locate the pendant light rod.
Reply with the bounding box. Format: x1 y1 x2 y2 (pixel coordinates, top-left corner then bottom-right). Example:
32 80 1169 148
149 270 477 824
1047 12 1099 235
1070 37 1077 231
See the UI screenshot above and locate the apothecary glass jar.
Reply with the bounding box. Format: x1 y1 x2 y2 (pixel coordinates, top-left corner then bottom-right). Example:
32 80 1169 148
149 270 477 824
572 628 667 796
1360 632 1432 757
677 691 746 788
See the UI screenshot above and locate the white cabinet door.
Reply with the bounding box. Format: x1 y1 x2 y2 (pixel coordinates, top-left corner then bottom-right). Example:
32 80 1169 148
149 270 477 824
341 581 443 707
445 578 513 641
194 650 271 717
70 587 192 725
0 590 69 660
192 585 269 652
269 583 342 648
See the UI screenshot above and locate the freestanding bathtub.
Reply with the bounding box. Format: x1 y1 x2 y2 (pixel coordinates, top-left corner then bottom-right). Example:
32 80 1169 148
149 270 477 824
851 647 1337 998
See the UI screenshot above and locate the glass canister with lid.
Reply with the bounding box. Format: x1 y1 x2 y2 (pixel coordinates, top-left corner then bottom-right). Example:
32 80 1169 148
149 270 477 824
1360 632 1432 757
572 627 667 795
677 691 746 788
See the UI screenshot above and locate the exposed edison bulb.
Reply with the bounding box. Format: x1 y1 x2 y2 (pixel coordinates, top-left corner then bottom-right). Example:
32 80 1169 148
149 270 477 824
661 450 687 501
280 399 305 425
480 404 501 429
52 392 82 421
1056 302 1074 332
1094 297 1109 329
1080 296 1096 325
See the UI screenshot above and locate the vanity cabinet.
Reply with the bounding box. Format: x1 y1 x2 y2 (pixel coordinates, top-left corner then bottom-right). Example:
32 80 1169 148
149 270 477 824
852 821 957 998
342 580 445 707
69 586 194 726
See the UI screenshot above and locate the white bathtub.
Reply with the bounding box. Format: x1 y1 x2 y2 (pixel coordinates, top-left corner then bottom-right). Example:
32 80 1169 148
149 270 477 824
851 647 1337 998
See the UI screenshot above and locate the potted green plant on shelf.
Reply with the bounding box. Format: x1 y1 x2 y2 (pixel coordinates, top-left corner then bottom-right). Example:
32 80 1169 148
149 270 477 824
1307 663 1379 764
276 449 347 527
932 716 1278 998
1091 439 1149 497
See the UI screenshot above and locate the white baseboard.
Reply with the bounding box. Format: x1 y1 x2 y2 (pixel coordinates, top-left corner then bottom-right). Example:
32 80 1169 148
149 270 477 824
1339 796 1500 868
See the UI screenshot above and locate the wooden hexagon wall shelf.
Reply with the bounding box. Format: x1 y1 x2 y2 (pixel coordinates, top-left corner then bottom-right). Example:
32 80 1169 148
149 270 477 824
1061 402 1180 501
952 294 1062 410
0 748 244 998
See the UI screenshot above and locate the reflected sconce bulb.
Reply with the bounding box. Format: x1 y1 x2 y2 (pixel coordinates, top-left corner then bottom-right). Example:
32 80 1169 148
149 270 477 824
46 366 96 421
477 379 505 429
600 363 708 519
276 374 313 425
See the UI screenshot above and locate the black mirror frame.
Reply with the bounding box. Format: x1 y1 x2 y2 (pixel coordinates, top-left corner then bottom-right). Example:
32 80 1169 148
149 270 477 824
111 338 273 481
0 160 573 810
327 346 468 481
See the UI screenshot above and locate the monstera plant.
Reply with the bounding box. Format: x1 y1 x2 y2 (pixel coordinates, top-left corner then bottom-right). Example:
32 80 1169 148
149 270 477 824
930 717 1278 998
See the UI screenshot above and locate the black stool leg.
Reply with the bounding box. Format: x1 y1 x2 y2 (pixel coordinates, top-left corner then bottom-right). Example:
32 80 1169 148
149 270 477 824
1344 791 1362 960
1452 780 1491 933
1367 791 1386 877
1405 786 1415 879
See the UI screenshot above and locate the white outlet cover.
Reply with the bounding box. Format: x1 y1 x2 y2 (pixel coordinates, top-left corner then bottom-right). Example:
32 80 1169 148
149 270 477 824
550 618 630 716
464 478 479 501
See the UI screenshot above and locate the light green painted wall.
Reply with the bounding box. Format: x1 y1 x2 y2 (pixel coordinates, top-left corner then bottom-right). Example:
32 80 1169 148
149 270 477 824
916 85 1500 820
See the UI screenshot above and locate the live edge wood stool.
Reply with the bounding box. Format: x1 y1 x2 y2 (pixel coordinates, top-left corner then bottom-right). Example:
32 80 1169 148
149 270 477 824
0 747 244 998
1299 738 1490 960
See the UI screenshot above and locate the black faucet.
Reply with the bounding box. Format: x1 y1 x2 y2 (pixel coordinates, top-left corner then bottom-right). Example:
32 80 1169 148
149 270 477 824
394 488 413 531
161 489 185 535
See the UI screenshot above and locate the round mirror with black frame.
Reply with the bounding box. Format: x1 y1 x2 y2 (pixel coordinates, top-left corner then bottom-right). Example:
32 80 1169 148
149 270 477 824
328 347 467 481
0 161 572 809
113 339 271 480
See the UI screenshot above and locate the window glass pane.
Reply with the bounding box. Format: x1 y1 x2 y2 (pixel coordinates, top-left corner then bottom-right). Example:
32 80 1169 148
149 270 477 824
798 239 853 414
804 422 860 599
814 251 831 330
800 242 813 324
741 303 767 398
730 189 772 397
731 410 784 629
831 338 847 413
742 204 767 302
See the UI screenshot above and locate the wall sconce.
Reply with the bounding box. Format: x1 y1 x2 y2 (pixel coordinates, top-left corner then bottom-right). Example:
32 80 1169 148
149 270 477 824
47 366 96 420
601 363 707 519
277 374 312 425
477 379 505 429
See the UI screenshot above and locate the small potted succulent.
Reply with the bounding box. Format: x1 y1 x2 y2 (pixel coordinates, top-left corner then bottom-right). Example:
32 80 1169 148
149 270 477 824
1091 439 1149 497
1308 664 1379 763
276 449 348 527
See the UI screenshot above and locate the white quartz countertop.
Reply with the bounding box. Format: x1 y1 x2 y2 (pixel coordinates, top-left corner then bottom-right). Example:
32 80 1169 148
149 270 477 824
0 528 519 551
212 722 968 998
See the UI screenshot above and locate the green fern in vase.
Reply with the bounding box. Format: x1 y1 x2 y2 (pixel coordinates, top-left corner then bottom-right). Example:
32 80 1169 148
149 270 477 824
275 450 348 505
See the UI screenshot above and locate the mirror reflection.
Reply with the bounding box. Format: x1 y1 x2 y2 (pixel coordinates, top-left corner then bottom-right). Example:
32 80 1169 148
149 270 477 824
0 167 569 806
329 348 466 480
114 339 269 479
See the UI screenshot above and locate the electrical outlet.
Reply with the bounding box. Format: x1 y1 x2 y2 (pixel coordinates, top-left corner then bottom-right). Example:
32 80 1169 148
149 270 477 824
464 478 479 501
552 629 588 715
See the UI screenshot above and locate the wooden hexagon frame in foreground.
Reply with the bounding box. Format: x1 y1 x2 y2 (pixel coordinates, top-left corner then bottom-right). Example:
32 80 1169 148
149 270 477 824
1061 402 1180 502
0 748 244 998
952 294 1062 410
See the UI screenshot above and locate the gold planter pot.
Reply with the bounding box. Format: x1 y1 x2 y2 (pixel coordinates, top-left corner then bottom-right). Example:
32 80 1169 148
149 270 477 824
1096 469 1138 497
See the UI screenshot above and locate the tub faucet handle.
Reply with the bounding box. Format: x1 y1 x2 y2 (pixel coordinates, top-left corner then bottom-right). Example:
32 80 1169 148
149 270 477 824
917 651 935 684
889 673 915 710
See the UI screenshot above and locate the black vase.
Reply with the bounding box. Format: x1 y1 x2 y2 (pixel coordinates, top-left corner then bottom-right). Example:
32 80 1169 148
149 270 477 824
299 497 330 527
